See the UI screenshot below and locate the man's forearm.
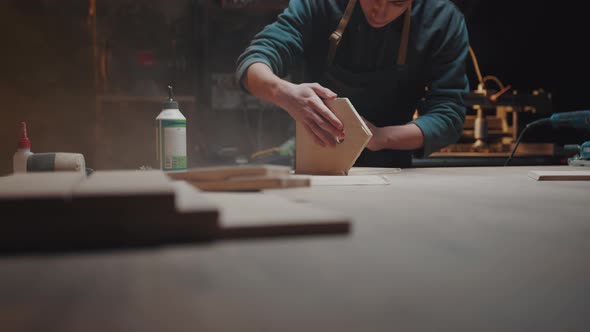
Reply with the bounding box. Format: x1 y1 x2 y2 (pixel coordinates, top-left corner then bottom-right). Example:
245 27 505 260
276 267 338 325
241 62 344 147
375 123 424 150
243 62 291 106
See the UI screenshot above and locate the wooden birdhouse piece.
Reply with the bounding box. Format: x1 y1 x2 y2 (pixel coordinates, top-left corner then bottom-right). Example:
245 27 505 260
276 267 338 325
295 98 373 175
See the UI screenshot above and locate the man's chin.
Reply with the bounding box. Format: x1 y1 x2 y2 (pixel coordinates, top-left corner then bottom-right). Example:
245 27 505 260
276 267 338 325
366 19 389 28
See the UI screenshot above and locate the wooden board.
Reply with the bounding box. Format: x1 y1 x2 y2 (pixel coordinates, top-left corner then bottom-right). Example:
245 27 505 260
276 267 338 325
187 175 310 192
295 98 372 175
168 181 220 241
72 170 173 197
201 192 351 239
167 164 291 182
528 170 590 181
290 174 390 186
0 172 85 200
0 171 219 252
168 164 308 192
348 167 402 176
0 170 349 252
68 170 216 247
0 172 86 252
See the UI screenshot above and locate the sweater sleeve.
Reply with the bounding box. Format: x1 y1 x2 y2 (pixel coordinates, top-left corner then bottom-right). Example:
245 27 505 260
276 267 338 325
411 13 470 157
235 0 314 92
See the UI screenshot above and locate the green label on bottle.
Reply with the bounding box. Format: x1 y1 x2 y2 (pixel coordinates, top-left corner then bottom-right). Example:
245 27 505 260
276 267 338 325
162 120 186 127
159 119 187 170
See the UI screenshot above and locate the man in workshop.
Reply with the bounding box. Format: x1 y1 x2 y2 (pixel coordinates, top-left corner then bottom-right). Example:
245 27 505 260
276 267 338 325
236 0 469 168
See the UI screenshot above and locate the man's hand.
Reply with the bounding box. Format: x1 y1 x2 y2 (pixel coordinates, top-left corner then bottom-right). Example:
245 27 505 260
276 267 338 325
276 82 345 148
362 117 388 151
244 63 345 147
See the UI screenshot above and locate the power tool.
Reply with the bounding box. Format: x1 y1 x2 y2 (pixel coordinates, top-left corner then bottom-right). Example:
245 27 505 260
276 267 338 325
565 141 590 167
542 110 590 130
505 110 590 166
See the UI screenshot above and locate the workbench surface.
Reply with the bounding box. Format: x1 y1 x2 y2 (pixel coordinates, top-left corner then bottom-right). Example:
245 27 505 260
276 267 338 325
1 166 589 332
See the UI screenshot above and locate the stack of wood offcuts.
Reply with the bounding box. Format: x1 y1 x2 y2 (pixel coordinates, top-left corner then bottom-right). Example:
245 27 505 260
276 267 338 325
0 165 350 253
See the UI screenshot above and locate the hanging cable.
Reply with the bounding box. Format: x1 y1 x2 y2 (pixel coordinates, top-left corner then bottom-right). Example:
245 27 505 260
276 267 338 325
483 75 505 90
504 118 551 166
468 46 484 88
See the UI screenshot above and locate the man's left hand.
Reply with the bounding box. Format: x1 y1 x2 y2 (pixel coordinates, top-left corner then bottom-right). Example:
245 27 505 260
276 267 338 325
361 117 388 151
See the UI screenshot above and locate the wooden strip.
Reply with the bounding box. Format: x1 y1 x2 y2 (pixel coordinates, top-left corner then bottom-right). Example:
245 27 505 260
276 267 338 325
290 174 390 186
167 164 291 182
311 175 390 186
187 176 310 192
528 170 590 181
348 167 401 176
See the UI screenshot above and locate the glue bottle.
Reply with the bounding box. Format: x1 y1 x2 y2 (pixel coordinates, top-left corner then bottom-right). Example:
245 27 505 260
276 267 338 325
13 121 34 173
156 86 187 171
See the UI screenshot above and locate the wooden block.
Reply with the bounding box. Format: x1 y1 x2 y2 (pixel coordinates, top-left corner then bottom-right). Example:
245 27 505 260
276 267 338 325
295 98 372 175
0 171 219 252
0 170 351 251
0 172 86 221
528 170 590 181
69 170 218 246
167 164 291 182
74 172 219 244
70 170 176 233
187 175 310 192
202 192 351 239
168 181 220 241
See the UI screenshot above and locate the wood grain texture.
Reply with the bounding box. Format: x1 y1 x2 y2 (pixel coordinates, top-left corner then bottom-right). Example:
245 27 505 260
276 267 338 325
295 98 372 175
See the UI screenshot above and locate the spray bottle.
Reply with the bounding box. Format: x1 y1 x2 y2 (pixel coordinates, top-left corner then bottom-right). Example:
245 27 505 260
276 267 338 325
13 122 34 173
156 86 187 171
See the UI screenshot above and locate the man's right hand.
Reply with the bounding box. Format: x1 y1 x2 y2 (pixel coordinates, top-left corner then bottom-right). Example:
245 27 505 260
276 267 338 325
275 82 345 147
244 63 345 147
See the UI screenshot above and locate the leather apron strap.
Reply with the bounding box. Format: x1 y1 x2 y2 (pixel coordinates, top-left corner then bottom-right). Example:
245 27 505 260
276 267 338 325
328 0 358 64
327 0 412 66
397 2 412 65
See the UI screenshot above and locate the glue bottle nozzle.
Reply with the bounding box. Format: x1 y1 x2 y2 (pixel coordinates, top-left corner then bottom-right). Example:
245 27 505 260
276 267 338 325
168 85 174 100
18 121 31 150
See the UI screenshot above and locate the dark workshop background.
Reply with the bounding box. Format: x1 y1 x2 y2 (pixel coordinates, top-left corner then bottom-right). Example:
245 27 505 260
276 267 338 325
0 0 587 175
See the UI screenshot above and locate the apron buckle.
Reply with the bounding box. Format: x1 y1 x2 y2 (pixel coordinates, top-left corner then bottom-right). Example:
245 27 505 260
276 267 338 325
329 31 342 43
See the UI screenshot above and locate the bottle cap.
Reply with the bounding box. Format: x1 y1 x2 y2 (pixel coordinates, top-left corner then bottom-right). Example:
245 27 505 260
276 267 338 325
17 121 31 150
163 85 179 109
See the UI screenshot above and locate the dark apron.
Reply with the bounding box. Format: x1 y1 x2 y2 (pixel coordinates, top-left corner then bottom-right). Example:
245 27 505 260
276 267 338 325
319 0 415 168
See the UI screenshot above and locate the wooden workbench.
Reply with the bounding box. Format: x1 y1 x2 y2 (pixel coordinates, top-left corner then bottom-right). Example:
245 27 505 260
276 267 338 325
1 166 589 331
